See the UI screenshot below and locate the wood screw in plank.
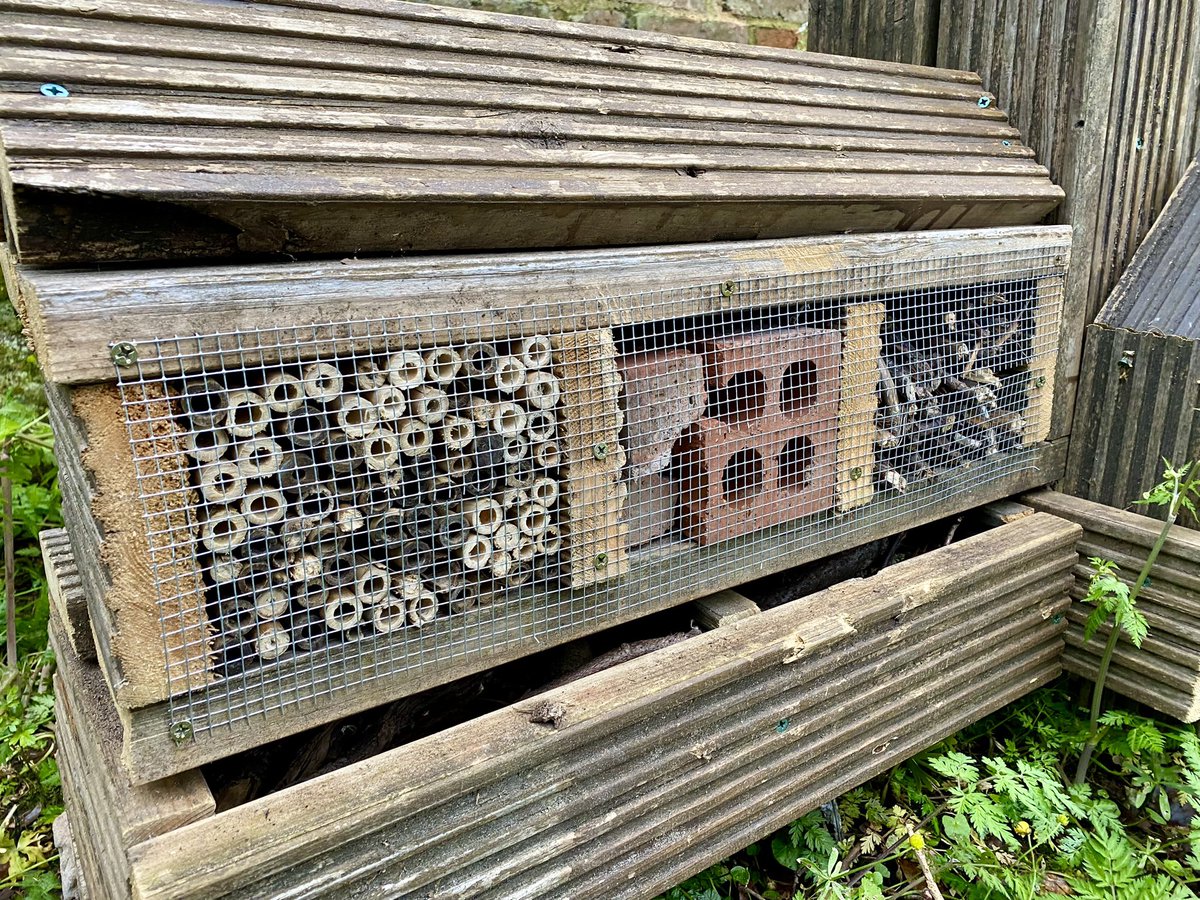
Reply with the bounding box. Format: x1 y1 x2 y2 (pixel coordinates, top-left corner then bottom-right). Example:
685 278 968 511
592 442 608 461
721 281 736 298
110 341 138 367
39 82 68 98
169 721 193 745
593 553 608 570
977 96 991 108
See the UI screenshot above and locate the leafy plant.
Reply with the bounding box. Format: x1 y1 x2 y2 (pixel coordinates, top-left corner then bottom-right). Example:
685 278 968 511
1075 460 1200 784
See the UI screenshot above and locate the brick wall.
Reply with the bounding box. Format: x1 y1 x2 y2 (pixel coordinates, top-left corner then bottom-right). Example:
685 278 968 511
428 0 808 49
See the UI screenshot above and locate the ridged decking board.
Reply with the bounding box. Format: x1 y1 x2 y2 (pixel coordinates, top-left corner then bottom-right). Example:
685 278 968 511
0 0 1064 266
1024 490 1200 723
1065 162 1200 511
47 512 1078 900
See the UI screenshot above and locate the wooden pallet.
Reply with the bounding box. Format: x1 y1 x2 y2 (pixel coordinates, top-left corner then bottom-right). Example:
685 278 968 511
1023 490 1200 723
0 0 1063 266
49 511 1078 899
25 228 1071 784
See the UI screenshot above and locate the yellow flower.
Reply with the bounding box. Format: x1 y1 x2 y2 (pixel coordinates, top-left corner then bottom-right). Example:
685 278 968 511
1015 820 1032 836
1057 814 1070 826
909 833 926 851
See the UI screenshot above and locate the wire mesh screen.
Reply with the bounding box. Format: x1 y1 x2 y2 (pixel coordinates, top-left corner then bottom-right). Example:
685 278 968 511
116 248 1064 736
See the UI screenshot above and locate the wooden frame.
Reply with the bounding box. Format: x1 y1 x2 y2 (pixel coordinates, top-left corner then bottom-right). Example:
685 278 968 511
49 511 1079 899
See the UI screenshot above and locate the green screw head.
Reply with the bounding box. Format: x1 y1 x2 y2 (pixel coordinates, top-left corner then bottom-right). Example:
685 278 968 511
594 552 608 570
850 466 864 480
721 280 735 298
977 95 992 108
592 442 608 461
1034 375 1047 389
170 720 193 745
1119 350 1136 369
39 83 69 98
776 718 791 733
1051 613 1064 625
110 340 139 367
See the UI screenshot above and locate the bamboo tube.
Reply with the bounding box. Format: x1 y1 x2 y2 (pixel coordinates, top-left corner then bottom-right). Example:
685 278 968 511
335 505 365 535
530 476 560 508
235 437 283 479
301 361 344 404
369 509 407 546
469 396 497 428
371 596 408 633
461 533 493 571
360 426 402 471
370 385 408 422
355 561 393 606
288 552 323 585
493 355 527 394
492 401 527 437
199 461 247 505
525 410 557 442
463 497 504 535
502 434 530 465
201 507 249 553
533 440 561 469
182 378 228 429
537 524 563 556
208 554 245 584
255 621 292 660
183 426 230 463
442 414 475 451
500 488 528 511
276 451 317 494
514 534 537 563
354 358 387 392
437 451 473 480
254 584 291 620
335 394 380 438
492 522 521 554
410 386 450 425
407 591 438 627
489 549 514 580
520 371 561 410
315 439 364 476
243 484 288 526
296 484 336 521
396 419 434 458
436 575 475 615
323 588 362 631
463 342 499 379
508 463 537 489
264 372 304 414
386 350 426 388
218 595 257 636
518 335 554 371
225 388 271 438
517 501 551 538
284 402 332 449
424 346 464 384
295 580 328 610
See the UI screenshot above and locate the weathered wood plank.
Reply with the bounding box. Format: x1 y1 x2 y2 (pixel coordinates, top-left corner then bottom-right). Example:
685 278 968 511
835 301 883 511
10 226 1072 384
691 589 759 630
120 512 1075 898
39 528 93 659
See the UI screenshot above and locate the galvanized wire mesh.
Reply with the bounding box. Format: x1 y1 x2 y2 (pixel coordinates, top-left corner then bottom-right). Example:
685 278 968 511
116 248 1064 736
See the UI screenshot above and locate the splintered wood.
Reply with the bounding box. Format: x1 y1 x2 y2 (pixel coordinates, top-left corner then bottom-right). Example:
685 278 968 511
553 329 629 586
836 302 884 511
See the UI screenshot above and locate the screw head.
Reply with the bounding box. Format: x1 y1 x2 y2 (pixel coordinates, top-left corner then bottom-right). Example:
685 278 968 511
170 720 193 745
593 552 608 570
849 466 864 480
776 718 790 733
720 280 735 298
1034 375 1047 389
1051 613 1064 625
1119 350 1136 369
1001 139 1012 147
977 95 992 109
110 340 138 367
592 442 608 461
39 83 69 98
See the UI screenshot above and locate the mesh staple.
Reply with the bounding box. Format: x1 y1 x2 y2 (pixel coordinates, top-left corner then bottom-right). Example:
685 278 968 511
115 248 1064 736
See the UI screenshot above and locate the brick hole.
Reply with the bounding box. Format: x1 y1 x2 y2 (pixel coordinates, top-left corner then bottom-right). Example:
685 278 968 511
780 361 819 414
721 448 765 507
708 370 767 426
778 436 813 493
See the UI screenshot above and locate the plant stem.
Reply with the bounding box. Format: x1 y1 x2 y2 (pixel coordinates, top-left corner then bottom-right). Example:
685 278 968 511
1074 495 1179 785
2 444 14 670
